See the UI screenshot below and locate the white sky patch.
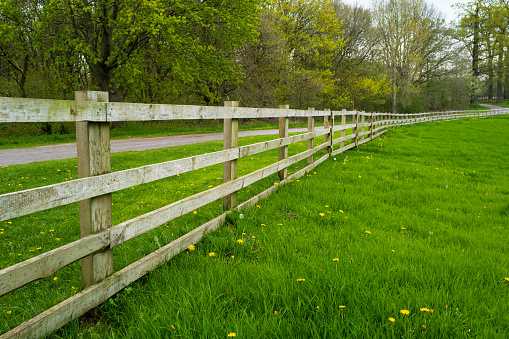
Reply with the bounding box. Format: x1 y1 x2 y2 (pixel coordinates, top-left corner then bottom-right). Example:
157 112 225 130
339 0 470 24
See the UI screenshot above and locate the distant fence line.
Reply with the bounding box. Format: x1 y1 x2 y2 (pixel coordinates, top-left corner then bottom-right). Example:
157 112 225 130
0 92 507 338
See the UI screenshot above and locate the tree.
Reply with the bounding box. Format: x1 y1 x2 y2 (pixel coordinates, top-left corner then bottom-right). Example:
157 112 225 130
373 0 450 112
38 0 261 104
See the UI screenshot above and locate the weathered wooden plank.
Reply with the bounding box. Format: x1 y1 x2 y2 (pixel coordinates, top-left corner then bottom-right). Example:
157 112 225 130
332 123 356 132
358 137 371 146
0 231 109 297
358 130 371 138
109 142 329 247
330 142 356 156
0 97 107 122
105 102 331 121
76 91 113 290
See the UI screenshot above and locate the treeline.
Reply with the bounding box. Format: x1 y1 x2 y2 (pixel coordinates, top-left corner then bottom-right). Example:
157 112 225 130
0 0 501 113
456 0 509 104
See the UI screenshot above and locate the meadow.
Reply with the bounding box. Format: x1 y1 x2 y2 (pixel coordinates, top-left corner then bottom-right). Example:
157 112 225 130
1 114 508 338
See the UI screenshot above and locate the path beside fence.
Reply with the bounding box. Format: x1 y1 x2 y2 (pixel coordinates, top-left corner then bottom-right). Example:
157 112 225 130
0 127 322 166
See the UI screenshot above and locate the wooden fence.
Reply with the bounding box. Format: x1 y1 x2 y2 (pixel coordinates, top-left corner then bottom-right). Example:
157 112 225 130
0 92 507 338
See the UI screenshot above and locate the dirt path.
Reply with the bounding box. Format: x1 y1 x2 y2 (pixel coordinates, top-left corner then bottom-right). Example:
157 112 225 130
0 127 317 166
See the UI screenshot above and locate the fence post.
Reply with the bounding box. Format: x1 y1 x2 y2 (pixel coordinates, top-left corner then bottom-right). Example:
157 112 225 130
223 101 239 210
360 113 365 141
76 91 113 290
354 111 360 147
278 105 289 180
369 112 373 140
323 109 331 155
307 108 314 164
340 109 346 149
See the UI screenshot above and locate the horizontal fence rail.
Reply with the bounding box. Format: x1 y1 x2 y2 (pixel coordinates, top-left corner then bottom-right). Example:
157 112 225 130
0 92 508 338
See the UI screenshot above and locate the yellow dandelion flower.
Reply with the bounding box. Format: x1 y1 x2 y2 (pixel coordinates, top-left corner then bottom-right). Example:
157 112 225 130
297 278 305 282
274 182 278 185
400 309 410 315
274 311 278 316
505 277 509 282
333 258 339 262
401 227 406 230
49 229 54 232
388 317 395 323
339 210 344 213
6 311 12 315
188 244 195 251
40 232 45 235
365 231 371 235
339 305 345 309
422 325 426 330
231 256 234 259
171 325 175 330
193 211 197 215
316 306 320 309
53 277 58 281
325 205 329 208
237 239 244 244
358 175 361 178
227 333 236 337
209 252 215 257
420 308 429 312
430 309 434 314
261 224 266 226
256 205 261 208
319 213 325 217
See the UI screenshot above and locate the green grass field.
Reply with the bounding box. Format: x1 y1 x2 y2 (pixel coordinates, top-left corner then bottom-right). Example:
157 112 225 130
1 115 509 338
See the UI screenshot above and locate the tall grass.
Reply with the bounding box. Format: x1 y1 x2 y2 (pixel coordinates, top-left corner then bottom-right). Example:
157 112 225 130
1 115 509 338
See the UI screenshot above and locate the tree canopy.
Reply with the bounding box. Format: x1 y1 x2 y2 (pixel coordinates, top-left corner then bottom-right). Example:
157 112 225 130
1 0 500 113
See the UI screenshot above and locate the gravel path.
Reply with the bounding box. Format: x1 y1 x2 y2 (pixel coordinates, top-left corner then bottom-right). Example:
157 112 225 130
0 127 317 166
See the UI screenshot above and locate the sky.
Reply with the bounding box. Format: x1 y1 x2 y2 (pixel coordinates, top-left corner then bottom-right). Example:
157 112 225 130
340 0 471 24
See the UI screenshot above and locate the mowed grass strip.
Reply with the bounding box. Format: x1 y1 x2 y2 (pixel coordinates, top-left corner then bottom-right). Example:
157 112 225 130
2 115 509 337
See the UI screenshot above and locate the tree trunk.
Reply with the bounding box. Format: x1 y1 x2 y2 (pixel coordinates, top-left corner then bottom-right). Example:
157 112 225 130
391 75 397 113
471 6 480 105
487 37 493 100
496 28 505 103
